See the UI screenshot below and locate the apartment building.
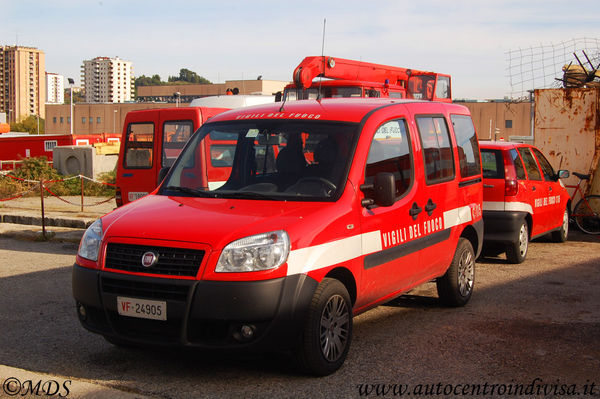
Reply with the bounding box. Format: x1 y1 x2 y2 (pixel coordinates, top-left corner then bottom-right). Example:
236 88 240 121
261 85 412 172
81 56 133 103
0 45 46 123
46 72 65 104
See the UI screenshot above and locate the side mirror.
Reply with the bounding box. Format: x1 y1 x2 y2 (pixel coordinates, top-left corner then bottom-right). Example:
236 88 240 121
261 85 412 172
158 167 170 185
360 173 396 208
556 170 570 180
373 172 396 207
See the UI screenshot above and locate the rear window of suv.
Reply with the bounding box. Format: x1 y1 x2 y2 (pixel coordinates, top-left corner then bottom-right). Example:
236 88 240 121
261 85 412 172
481 149 503 179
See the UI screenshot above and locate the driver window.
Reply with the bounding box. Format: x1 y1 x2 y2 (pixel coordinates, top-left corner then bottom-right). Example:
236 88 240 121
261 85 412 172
364 119 412 199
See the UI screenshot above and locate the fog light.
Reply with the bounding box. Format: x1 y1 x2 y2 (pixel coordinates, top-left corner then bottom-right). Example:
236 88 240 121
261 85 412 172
240 324 255 339
77 303 87 320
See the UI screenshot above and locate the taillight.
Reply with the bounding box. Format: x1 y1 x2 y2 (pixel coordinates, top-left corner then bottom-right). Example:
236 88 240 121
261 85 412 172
505 179 518 196
115 187 123 207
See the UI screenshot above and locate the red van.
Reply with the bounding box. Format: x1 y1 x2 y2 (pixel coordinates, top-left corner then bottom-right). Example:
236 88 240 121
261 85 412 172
73 99 483 375
480 141 570 263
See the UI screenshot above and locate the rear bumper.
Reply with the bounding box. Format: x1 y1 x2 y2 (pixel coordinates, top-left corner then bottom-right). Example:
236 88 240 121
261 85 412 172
482 210 526 245
72 264 317 350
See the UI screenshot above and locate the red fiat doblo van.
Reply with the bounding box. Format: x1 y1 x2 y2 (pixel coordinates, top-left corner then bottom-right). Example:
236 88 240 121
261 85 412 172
73 98 483 375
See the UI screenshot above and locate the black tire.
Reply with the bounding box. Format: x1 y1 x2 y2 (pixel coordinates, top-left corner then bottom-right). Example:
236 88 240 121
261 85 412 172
295 278 352 376
506 220 528 264
573 195 600 235
437 238 475 307
551 207 569 242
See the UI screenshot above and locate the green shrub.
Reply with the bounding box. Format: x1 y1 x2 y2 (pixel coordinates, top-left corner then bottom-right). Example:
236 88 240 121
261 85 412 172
0 156 115 199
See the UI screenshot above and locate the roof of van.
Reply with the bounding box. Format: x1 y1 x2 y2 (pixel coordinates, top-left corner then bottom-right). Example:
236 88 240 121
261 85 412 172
189 95 275 108
208 98 470 124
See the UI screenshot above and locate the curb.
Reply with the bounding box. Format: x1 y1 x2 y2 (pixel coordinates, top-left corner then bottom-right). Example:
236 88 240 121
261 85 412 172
0 213 94 229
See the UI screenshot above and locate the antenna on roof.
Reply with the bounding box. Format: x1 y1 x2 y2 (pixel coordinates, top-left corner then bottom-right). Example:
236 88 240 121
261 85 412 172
317 18 326 102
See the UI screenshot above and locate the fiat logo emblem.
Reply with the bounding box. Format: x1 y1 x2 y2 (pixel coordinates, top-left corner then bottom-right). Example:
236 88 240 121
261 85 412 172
141 251 159 268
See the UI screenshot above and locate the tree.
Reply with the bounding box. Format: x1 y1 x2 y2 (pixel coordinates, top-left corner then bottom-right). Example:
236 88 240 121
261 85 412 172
135 74 163 87
64 89 84 104
168 68 211 84
10 115 45 135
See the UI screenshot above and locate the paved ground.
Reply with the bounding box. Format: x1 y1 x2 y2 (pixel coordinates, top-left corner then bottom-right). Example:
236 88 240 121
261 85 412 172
0 196 598 398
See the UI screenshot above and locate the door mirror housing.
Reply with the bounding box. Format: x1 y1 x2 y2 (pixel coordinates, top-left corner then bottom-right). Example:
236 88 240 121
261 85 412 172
556 170 570 180
360 172 397 208
373 172 396 207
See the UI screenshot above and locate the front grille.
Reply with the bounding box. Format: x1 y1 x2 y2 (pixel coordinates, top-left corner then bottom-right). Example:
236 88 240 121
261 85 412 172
105 243 204 277
101 277 189 302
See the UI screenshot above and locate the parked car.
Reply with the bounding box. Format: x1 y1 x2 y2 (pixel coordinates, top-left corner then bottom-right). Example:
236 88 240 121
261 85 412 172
73 98 484 376
479 141 570 263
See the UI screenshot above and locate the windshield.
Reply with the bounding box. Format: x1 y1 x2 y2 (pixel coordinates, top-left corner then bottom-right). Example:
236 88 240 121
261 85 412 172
160 120 359 201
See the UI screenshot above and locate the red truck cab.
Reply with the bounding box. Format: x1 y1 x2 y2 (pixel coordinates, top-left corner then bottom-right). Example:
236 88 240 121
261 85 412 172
74 98 483 375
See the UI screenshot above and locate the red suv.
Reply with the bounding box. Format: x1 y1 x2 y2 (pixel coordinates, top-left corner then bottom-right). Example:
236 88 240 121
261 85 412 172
479 141 570 263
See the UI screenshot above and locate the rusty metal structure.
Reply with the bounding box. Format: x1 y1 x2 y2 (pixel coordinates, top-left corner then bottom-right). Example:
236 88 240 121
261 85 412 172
534 88 600 198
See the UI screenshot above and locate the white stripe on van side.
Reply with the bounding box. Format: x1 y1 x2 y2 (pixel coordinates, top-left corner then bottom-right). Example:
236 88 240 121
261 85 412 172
285 204 477 276
286 232 380 276
483 201 532 214
443 205 473 229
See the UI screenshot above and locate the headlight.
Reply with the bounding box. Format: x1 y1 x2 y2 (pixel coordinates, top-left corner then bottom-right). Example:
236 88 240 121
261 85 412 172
216 230 290 272
78 219 103 261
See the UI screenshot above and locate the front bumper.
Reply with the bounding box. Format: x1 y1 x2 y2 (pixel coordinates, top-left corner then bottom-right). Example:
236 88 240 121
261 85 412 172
72 264 317 350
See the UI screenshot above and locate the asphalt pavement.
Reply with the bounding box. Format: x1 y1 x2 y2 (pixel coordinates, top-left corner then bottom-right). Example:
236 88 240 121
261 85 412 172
0 195 116 243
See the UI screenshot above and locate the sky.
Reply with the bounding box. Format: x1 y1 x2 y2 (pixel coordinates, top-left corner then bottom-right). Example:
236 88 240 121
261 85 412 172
2 0 599 100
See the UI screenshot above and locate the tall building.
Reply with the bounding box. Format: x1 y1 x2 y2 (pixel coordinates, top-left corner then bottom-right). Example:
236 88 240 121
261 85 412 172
46 72 65 104
0 45 46 123
81 56 134 103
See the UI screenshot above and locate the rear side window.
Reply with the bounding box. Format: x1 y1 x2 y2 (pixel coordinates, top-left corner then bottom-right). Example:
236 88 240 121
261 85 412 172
416 116 455 184
481 149 504 179
532 148 556 181
509 149 527 180
365 119 412 198
518 147 542 181
124 123 154 168
451 115 481 178
162 120 193 168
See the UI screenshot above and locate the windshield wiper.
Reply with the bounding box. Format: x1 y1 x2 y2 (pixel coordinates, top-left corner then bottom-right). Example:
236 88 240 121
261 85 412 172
214 191 282 200
163 186 212 197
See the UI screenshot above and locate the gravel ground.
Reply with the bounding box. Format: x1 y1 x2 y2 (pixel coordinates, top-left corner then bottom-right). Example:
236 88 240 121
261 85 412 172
0 230 598 398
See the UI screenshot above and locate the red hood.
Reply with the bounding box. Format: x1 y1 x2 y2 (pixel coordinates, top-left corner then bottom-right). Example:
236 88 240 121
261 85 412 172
101 194 340 251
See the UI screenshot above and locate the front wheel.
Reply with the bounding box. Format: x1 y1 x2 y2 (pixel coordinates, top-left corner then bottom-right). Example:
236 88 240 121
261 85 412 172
437 238 475 307
573 195 600 234
295 278 352 376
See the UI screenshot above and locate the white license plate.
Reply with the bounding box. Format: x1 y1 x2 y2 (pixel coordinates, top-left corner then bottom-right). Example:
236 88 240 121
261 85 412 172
128 191 148 202
117 296 167 321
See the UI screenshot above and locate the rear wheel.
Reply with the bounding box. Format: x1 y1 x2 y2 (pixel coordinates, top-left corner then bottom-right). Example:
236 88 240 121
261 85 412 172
437 238 475 307
551 208 569 242
295 278 352 376
573 195 600 234
506 221 528 263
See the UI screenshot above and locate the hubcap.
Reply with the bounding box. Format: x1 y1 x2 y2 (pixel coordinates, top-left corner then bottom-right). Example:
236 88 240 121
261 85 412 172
562 210 569 238
457 248 474 297
319 294 349 362
518 224 528 257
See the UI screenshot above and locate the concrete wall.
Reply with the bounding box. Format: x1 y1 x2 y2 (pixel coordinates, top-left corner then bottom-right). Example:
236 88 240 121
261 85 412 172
458 101 532 141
